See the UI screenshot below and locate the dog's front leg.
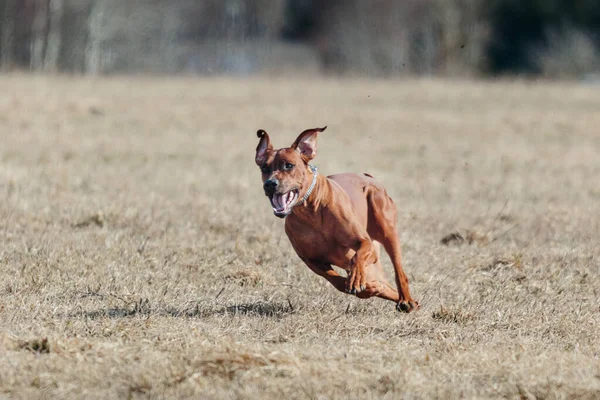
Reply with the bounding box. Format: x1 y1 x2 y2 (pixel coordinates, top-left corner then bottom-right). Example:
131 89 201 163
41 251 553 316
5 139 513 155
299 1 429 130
346 238 377 295
302 259 348 293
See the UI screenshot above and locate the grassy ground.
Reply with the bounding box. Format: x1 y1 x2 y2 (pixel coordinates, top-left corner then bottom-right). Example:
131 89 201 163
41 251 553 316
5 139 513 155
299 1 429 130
0 75 599 399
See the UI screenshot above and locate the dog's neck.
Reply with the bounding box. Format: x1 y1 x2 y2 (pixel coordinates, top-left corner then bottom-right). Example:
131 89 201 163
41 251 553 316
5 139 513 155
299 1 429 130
296 164 318 205
292 173 330 217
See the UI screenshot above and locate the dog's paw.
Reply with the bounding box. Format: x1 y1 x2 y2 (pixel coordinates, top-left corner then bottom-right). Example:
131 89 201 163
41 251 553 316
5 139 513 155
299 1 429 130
345 267 366 295
396 300 419 313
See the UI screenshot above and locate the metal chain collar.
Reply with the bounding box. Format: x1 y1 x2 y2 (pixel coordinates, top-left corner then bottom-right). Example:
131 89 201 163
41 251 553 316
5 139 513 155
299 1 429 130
297 164 317 205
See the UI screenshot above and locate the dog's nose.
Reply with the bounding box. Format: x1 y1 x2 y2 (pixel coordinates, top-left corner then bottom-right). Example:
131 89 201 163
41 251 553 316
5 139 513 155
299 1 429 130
263 179 279 194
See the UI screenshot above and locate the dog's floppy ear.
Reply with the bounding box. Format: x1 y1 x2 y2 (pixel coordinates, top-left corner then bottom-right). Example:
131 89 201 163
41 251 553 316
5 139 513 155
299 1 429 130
255 129 273 166
291 126 326 161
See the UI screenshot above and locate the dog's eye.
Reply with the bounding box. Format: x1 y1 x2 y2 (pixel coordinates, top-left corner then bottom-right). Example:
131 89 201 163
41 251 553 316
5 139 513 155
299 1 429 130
261 165 270 174
284 163 294 170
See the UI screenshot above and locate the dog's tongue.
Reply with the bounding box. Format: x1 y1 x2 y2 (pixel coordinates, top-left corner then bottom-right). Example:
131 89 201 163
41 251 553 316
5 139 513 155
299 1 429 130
272 193 287 213
272 192 295 214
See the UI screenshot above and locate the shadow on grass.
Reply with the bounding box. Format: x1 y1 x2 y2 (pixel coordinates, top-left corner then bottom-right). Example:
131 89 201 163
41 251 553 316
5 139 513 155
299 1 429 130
67 307 148 319
66 301 294 320
165 301 295 319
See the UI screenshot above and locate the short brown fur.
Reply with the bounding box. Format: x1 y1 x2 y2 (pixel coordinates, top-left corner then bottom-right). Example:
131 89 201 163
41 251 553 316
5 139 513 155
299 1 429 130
255 127 418 312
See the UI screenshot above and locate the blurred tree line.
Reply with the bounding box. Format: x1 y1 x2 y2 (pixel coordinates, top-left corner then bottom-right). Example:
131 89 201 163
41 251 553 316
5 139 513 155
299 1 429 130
0 0 599 77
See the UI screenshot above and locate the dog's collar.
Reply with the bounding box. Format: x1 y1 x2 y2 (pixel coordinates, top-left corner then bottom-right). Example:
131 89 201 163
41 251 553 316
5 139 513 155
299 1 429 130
297 164 318 205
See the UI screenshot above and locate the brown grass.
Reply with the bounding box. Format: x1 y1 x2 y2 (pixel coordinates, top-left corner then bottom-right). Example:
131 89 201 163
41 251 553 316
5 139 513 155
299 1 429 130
0 74 599 399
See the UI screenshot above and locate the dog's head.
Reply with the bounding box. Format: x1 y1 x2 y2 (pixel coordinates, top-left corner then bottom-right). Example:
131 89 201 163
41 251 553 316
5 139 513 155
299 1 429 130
255 126 326 218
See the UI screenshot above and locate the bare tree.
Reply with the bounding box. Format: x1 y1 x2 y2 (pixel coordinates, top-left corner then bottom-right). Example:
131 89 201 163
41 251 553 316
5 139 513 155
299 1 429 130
30 0 49 70
43 0 63 71
85 0 106 74
1 0 16 68
0 0 4 61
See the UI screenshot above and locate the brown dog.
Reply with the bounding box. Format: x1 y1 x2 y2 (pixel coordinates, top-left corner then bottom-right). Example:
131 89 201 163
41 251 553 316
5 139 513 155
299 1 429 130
255 127 418 312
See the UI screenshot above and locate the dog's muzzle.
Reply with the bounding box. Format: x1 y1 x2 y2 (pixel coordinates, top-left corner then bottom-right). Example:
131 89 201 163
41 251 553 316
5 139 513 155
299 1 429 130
264 165 318 218
263 179 279 196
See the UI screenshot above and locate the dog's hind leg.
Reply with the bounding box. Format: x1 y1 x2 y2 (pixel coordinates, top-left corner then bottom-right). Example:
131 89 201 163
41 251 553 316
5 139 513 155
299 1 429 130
355 241 399 302
366 187 419 312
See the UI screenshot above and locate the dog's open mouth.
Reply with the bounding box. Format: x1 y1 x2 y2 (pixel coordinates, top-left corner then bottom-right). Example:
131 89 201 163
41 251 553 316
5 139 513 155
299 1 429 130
270 190 299 217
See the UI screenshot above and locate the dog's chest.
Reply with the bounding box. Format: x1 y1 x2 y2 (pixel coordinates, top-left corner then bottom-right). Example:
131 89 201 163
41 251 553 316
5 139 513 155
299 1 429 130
284 218 353 269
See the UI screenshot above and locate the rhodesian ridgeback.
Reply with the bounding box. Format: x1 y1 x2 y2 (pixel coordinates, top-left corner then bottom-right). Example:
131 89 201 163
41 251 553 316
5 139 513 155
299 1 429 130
255 127 419 312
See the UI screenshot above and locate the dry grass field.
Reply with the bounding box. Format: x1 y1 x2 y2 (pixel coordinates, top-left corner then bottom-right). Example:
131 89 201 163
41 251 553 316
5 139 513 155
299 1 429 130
0 74 599 399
